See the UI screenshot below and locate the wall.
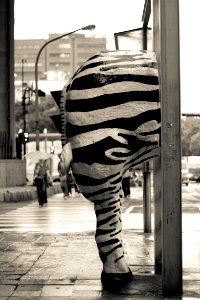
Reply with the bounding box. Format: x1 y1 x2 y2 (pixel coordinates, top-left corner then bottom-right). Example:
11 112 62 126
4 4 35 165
0 160 26 187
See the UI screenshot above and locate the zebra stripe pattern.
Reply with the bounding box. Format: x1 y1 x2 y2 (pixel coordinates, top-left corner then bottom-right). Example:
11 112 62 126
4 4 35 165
59 50 160 275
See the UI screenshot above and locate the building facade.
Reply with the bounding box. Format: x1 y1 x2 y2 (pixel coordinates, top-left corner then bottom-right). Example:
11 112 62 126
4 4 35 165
15 33 107 84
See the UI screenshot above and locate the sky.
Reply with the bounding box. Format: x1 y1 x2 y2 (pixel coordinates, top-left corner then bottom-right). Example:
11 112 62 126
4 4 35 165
14 0 146 48
14 0 200 114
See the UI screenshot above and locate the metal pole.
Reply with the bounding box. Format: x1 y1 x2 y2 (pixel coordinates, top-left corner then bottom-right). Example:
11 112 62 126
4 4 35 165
142 25 152 233
22 89 26 156
22 59 27 156
44 128 47 152
34 25 95 151
143 161 152 232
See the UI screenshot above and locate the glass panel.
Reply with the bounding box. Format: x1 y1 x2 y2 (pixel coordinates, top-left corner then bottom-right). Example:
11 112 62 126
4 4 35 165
114 27 152 50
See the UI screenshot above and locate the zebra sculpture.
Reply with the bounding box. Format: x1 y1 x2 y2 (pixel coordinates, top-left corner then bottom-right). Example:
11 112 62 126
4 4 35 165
51 50 160 288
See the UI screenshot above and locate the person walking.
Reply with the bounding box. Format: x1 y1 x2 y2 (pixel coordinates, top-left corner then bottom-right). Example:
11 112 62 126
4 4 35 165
58 162 69 199
34 159 49 207
122 168 132 198
60 174 69 198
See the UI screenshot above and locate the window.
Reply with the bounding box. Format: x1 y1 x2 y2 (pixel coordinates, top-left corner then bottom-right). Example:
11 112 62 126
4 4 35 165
49 62 70 67
77 43 105 48
59 43 71 49
49 53 70 58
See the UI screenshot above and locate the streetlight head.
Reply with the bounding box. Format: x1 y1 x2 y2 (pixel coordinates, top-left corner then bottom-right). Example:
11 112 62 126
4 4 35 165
81 25 96 31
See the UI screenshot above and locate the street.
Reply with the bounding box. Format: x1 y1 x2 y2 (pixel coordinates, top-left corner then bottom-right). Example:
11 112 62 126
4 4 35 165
0 182 199 233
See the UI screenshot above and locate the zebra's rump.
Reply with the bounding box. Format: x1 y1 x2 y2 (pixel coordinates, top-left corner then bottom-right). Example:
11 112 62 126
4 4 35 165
65 50 160 149
60 50 160 198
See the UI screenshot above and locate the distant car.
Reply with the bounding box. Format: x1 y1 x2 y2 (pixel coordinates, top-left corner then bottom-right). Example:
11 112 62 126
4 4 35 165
134 171 143 187
182 159 191 186
182 171 191 186
129 171 143 187
188 168 200 183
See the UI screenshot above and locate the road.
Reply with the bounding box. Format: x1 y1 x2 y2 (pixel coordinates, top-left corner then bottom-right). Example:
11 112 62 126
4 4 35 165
122 181 200 213
182 182 200 212
0 182 199 233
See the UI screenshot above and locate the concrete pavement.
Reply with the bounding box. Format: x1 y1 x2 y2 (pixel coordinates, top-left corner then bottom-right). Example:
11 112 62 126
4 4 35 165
0 186 199 299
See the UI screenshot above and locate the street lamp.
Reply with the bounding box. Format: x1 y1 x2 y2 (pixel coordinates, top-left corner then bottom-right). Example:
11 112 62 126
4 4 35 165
35 24 95 151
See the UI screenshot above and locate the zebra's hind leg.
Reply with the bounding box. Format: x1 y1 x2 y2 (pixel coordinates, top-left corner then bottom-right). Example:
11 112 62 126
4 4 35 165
94 195 133 287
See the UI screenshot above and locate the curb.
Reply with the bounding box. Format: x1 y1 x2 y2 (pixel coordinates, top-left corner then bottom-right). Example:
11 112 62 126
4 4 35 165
0 183 62 202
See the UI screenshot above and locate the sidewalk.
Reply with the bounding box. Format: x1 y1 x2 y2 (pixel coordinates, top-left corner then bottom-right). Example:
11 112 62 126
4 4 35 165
0 188 199 299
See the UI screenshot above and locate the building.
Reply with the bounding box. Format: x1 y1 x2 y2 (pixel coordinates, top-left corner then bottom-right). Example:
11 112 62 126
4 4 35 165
14 33 107 86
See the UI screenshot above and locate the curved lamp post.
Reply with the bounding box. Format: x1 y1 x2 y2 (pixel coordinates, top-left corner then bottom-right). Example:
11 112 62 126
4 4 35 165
35 24 95 151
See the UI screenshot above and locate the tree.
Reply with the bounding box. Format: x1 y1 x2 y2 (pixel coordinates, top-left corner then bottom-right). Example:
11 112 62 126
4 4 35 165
181 117 200 156
189 132 200 155
15 94 60 134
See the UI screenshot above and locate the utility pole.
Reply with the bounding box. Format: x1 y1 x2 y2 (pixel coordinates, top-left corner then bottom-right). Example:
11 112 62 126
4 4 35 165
21 58 27 156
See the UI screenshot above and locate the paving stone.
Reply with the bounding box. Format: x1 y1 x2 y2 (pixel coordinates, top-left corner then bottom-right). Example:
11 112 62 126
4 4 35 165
0 280 18 285
16 284 43 291
17 279 46 285
8 298 72 300
0 285 16 296
41 284 73 297
78 268 101 280
49 271 79 281
72 289 102 299
12 290 41 297
0 274 21 280
19 280 76 287
73 283 102 291
0 252 20 262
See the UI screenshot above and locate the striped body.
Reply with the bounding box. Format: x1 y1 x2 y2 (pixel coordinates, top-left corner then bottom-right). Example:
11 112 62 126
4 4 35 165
60 50 160 274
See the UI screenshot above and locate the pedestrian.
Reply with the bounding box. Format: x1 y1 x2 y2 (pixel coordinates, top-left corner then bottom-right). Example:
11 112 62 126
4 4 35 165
58 162 69 198
122 168 132 198
60 174 69 198
67 169 74 195
34 159 50 207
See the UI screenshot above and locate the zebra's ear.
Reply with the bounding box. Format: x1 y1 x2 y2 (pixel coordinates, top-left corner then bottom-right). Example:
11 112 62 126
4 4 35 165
50 90 62 109
50 90 62 133
49 114 62 133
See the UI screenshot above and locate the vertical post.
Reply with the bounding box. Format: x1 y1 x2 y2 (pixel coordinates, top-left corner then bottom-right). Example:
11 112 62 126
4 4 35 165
153 0 162 275
153 156 162 273
50 142 54 176
8 0 15 158
35 52 40 151
22 91 26 156
22 59 27 156
44 128 47 152
143 161 151 232
142 24 152 233
2 0 15 158
160 0 182 295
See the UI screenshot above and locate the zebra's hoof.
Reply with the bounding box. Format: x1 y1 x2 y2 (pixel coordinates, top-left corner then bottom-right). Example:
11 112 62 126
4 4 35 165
101 268 133 290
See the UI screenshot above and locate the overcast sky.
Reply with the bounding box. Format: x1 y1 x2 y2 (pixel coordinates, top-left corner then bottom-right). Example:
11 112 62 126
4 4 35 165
14 0 146 49
14 0 200 114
